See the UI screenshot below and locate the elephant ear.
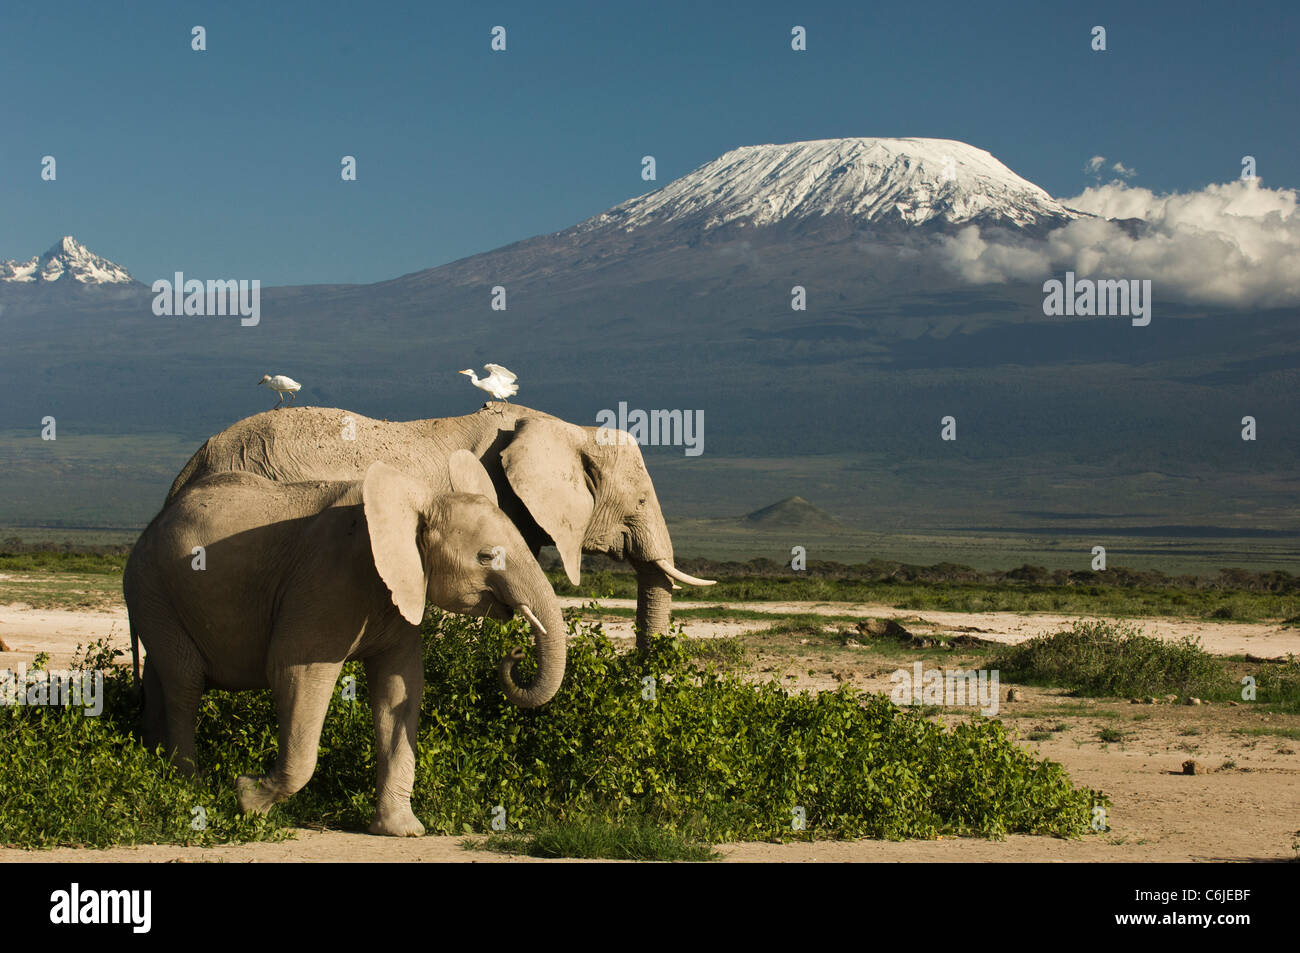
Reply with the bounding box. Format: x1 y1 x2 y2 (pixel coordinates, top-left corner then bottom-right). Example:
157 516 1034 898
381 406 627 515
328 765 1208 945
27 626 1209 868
500 417 593 586
362 462 428 626
447 449 498 506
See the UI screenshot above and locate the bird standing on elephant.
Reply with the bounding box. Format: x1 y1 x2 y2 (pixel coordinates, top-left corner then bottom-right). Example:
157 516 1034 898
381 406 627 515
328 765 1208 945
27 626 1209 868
126 452 566 836
257 374 301 409
459 364 518 401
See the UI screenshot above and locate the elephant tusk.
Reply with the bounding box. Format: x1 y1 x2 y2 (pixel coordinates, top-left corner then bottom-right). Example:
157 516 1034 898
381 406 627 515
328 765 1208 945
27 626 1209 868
517 603 547 637
653 559 716 587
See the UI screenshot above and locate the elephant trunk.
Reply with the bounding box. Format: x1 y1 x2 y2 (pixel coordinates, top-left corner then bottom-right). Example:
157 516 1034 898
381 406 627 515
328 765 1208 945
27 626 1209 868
624 489 713 651
634 562 674 651
497 583 567 709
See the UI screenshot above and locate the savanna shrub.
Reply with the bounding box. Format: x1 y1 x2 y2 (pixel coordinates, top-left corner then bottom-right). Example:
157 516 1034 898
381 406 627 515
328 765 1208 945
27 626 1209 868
993 620 1231 700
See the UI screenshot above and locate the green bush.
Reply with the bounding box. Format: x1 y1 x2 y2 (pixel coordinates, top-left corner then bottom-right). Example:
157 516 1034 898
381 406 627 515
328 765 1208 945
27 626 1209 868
0 641 283 847
0 612 1102 848
1254 656 1300 710
993 620 1231 700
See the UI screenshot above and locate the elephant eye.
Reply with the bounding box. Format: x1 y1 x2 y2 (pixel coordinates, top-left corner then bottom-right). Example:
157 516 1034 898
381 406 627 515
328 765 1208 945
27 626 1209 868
477 550 495 565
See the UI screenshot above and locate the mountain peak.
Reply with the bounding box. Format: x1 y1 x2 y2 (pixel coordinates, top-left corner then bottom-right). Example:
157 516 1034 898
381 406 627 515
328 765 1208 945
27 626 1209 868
588 137 1079 234
743 496 843 530
0 236 134 284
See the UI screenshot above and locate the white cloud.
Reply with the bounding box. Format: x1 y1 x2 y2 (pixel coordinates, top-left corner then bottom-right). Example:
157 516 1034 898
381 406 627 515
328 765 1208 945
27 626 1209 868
938 179 1300 307
1084 155 1138 181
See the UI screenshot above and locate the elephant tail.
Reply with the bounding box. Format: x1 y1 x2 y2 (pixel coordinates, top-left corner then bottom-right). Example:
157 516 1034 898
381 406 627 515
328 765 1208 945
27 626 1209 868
130 619 141 696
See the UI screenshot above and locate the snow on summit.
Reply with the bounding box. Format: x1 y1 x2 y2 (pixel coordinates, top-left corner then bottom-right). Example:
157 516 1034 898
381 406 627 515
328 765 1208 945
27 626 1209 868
590 138 1080 232
0 236 134 284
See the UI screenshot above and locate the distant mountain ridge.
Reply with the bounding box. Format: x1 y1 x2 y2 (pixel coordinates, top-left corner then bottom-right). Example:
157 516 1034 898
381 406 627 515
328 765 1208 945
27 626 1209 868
0 236 134 285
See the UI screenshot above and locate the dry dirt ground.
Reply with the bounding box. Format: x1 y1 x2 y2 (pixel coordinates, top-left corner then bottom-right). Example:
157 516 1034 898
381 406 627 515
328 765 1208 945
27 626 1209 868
4 598 1298 669
1 597 1297 863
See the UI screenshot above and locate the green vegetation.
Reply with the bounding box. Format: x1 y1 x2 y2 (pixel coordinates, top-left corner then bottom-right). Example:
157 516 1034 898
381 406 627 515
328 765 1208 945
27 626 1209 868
468 818 718 861
0 539 128 574
4 535 1298 621
0 641 284 848
552 560 1300 622
1252 657 1300 712
681 636 748 666
994 620 1300 714
0 613 1103 849
0 539 129 608
993 620 1232 700
1232 724 1300 741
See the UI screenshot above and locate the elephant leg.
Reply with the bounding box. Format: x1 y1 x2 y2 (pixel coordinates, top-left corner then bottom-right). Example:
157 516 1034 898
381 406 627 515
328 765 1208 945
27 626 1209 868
363 631 425 837
236 660 342 815
140 657 167 754
150 632 205 774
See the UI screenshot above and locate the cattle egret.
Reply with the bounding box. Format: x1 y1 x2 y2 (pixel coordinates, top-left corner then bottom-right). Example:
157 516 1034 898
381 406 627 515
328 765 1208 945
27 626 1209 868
459 364 518 401
258 374 302 409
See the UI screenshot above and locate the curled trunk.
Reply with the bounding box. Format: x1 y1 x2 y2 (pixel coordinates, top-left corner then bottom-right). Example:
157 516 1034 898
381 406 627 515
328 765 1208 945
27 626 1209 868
497 588 567 708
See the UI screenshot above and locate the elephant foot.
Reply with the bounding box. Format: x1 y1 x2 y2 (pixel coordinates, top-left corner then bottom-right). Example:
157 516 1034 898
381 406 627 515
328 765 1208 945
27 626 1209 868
236 774 280 815
369 804 425 837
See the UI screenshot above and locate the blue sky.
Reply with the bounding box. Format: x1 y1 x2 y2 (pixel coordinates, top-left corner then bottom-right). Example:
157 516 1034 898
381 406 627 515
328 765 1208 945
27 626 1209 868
2 0 1296 285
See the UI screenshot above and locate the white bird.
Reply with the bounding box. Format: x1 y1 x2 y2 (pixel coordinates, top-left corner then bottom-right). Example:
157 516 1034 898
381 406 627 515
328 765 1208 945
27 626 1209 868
459 364 518 401
258 374 301 409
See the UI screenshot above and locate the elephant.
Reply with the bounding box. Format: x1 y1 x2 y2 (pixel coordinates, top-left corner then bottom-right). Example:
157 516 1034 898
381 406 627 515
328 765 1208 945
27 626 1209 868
164 401 714 649
124 451 565 836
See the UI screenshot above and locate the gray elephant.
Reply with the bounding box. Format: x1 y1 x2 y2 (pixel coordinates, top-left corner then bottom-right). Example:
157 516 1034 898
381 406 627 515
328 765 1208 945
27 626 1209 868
165 402 714 648
125 452 564 836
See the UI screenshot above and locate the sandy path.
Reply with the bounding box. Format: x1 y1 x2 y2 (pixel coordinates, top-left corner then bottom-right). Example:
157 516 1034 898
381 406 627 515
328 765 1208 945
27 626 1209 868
1 599 1295 668
0 605 129 667
573 599 1300 659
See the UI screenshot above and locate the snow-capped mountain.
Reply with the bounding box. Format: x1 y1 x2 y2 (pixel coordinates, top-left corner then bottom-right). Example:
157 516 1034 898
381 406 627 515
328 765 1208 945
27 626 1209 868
581 137 1080 235
0 236 134 284
387 136 1083 292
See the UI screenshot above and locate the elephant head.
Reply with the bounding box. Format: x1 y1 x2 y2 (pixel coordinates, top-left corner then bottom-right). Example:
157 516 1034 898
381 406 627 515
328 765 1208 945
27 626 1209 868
363 452 566 708
496 417 714 647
